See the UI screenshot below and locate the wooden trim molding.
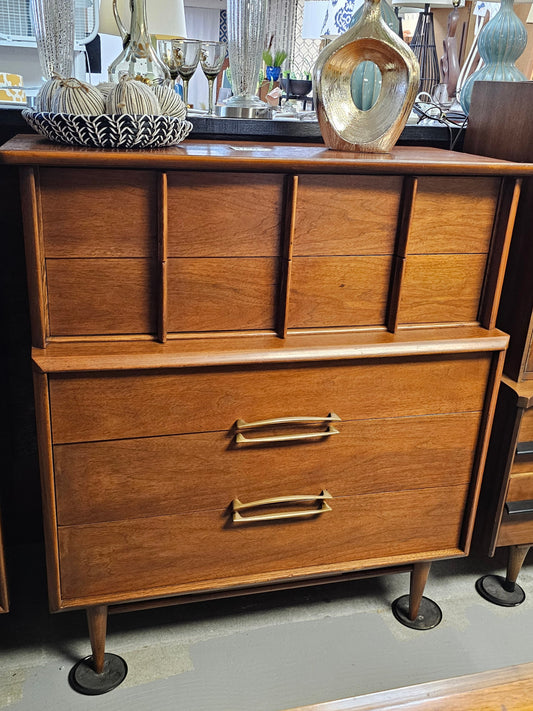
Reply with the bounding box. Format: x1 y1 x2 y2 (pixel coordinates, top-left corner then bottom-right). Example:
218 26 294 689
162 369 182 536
284 661 533 711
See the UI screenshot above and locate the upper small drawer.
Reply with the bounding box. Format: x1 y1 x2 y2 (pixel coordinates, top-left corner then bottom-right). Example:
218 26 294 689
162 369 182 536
293 175 402 256
166 172 284 257
39 168 157 258
518 407 533 444
408 177 500 254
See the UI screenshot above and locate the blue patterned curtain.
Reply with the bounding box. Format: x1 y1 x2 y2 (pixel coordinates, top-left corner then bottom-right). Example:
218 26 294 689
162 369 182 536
321 0 362 35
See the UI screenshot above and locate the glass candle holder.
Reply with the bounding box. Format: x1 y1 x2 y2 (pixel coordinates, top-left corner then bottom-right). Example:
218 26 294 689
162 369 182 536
31 0 75 79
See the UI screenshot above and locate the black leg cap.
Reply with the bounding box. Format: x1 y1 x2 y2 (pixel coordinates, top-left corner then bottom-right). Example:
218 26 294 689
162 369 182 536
391 594 443 630
475 574 526 607
68 653 128 695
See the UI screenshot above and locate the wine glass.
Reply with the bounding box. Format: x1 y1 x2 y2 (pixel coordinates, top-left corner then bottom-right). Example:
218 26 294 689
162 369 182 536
171 39 201 108
157 39 179 88
200 41 227 116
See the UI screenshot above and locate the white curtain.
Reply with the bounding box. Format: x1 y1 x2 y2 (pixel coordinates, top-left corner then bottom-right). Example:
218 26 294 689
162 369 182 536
184 6 221 110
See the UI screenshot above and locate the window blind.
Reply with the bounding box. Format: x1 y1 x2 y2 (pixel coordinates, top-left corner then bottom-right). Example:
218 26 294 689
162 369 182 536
0 0 98 45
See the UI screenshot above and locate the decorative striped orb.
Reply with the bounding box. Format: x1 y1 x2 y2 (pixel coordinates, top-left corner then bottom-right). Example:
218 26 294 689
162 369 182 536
50 78 106 115
151 84 187 119
35 76 63 112
106 76 161 115
96 82 116 100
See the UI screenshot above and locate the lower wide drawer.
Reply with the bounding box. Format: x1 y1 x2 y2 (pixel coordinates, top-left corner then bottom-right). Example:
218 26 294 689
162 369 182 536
54 412 481 526
58 484 469 602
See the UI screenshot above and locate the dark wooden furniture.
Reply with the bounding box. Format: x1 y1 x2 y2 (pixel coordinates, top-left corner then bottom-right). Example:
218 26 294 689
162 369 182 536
0 511 8 613
465 81 533 605
1 134 529 692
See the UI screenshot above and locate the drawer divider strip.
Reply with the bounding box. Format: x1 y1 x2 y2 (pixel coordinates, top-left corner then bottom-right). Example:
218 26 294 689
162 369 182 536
386 175 417 333
158 171 168 343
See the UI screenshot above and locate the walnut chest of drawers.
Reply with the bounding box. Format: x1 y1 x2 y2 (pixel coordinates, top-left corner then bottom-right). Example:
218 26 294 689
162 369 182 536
464 82 533 605
2 134 531 684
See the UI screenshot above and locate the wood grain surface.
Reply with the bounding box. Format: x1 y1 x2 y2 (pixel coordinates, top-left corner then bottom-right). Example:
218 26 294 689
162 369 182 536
288 256 391 328
518 407 533 442
166 257 278 332
58 485 468 602
2 135 532 176
398 254 487 324
167 172 283 257
32 326 509 373
407 176 499 254
48 354 491 444
46 258 157 336
54 411 481 526
293 175 401 255
39 168 157 257
284 661 533 711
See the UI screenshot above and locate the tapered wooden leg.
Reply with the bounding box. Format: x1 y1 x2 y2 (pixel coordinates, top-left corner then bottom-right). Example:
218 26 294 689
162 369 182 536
476 544 530 607
504 544 531 592
409 561 431 620
392 561 443 630
68 605 128 695
87 605 108 674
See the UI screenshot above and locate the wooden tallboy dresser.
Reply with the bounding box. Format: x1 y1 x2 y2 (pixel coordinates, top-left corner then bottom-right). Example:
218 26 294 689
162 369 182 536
465 82 533 606
1 134 530 691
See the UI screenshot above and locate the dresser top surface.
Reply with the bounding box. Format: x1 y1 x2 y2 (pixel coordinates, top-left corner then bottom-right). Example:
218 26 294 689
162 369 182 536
2 134 533 176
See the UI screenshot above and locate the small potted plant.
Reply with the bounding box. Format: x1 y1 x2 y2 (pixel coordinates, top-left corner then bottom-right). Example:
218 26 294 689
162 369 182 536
262 49 288 83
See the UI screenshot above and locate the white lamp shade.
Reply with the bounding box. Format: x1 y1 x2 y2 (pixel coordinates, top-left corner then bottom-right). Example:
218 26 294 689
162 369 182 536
99 0 187 38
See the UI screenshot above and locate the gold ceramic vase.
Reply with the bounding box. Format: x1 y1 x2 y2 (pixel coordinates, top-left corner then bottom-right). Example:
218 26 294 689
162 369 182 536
314 0 420 153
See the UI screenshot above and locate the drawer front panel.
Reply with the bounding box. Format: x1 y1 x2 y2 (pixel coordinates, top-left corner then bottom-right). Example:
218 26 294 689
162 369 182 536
46 259 156 336
526 335 533 378
167 172 283 257
49 354 491 444
408 177 499 254
507 472 533 502
54 412 481 525
40 168 157 258
58 485 469 601
398 254 487 324
293 175 402 256
167 257 278 332
518 407 533 443
288 256 391 328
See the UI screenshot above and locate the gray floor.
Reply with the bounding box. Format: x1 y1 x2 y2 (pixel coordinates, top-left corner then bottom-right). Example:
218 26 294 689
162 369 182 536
1 545 533 711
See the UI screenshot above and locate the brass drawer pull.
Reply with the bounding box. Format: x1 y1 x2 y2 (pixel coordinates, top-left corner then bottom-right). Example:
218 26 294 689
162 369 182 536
236 413 340 430
235 412 341 444
232 490 333 524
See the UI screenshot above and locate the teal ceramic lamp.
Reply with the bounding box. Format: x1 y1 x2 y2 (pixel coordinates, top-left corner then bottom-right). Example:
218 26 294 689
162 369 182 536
349 0 401 110
459 0 528 113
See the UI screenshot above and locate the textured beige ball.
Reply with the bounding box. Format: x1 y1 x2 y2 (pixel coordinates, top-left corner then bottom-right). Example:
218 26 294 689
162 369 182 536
106 75 161 115
151 84 187 119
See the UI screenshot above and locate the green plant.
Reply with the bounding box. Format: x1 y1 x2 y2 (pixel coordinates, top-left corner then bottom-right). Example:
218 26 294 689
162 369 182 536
262 49 288 67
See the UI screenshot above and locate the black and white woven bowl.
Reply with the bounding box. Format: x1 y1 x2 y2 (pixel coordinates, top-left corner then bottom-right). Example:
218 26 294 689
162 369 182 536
22 109 193 149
